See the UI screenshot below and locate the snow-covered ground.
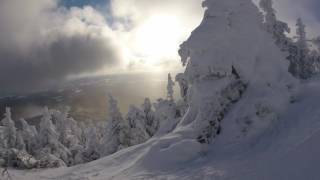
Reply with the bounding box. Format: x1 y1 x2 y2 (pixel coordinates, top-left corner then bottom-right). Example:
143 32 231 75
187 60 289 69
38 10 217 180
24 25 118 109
8 79 320 180
4 0 320 179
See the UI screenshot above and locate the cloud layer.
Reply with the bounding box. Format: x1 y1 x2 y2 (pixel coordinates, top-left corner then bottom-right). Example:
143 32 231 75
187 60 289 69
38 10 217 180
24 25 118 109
0 0 319 94
0 0 120 94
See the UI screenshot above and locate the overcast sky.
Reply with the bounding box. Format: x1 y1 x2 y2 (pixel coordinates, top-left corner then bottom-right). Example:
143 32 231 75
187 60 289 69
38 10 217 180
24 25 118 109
0 0 319 95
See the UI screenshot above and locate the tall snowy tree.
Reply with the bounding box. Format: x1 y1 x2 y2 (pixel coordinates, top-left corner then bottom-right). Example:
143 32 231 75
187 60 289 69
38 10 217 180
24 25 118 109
126 105 150 145
82 123 100 163
52 107 81 149
153 98 179 135
19 118 38 154
288 18 314 79
296 18 308 50
15 131 26 151
259 0 291 51
100 95 130 156
1 108 17 148
259 0 319 79
142 98 158 136
167 73 175 101
38 107 71 164
178 0 296 143
39 107 59 148
175 73 189 102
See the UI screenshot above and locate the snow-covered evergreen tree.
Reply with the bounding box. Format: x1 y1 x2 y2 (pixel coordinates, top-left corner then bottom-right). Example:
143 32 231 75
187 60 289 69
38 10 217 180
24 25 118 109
38 107 71 164
15 131 26 151
287 18 315 79
178 0 296 143
153 98 179 135
142 98 158 137
175 73 189 102
167 73 175 101
296 18 308 50
82 123 100 163
259 0 291 51
126 105 150 145
19 118 38 154
52 107 81 149
259 0 320 79
2 108 17 148
100 95 130 156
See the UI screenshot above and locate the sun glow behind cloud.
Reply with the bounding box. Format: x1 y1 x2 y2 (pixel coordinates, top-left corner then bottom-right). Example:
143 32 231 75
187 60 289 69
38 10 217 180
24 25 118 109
106 0 205 73
117 14 189 73
133 15 182 62
2 0 319 93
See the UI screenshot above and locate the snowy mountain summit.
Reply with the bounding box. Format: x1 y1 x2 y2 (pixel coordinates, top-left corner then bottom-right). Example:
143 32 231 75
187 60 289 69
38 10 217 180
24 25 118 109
6 0 320 179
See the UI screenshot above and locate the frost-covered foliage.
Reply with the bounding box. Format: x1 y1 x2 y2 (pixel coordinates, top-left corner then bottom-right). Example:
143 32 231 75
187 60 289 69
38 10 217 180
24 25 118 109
2 108 17 149
0 80 186 169
167 73 175 101
99 95 131 156
142 98 158 137
7 1 320 179
259 0 320 79
6 0 320 172
259 0 291 51
177 0 296 143
126 105 150 145
175 73 189 102
287 18 319 79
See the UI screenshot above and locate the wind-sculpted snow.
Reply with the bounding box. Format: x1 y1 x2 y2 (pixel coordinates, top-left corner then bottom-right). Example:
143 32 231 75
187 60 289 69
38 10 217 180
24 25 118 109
177 0 296 144
2 0 320 179
9 74 320 180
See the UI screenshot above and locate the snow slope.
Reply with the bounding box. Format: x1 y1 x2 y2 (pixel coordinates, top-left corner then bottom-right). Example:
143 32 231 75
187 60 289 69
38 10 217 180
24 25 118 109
7 0 320 179
8 79 320 180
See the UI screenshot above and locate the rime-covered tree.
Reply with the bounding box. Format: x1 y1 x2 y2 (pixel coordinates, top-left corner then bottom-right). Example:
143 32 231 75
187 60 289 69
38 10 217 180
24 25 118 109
1 108 17 148
167 73 175 101
287 18 314 79
175 73 189 102
15 131 26 150
142 98 158 136
178 0 296 143
82 124 100 162
52 107 81 149
126 105 150 145
38 107 71 164
100 95 130 156
259 0 291 51
259 0 320 79
296 18 308 50
38 107 59 148
19 118 38 154
153 98 179 135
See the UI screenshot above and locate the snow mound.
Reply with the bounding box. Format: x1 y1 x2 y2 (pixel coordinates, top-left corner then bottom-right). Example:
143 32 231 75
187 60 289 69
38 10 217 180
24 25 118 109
10 79 320 180
6 0 320 179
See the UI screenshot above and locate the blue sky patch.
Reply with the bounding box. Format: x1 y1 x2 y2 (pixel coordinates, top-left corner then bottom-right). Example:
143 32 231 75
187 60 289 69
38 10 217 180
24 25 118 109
61 0 110 9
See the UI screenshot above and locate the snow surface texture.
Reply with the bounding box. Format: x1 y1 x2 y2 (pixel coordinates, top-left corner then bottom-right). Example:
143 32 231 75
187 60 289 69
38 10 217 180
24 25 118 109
5 0 320 179
8 79 320 180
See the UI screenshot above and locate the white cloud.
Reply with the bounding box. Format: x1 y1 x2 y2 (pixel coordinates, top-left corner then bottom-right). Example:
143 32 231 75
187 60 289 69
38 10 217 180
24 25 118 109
1 0 319 94
0 0 122 94
109 0 204 72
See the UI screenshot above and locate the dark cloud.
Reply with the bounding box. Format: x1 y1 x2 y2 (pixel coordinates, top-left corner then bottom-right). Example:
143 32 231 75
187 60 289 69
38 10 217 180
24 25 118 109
0 33 119 94
0 0 121 95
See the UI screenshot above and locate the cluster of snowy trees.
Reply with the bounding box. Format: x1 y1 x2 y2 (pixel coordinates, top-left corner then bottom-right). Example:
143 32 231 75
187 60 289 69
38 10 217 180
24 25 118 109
0 74 185 169
259 0 320 79
1 0 320 170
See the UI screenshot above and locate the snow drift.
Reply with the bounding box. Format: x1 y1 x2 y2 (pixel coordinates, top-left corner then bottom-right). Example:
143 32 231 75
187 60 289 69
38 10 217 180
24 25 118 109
4 0 320 179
